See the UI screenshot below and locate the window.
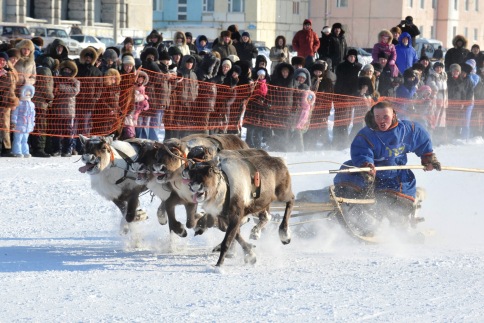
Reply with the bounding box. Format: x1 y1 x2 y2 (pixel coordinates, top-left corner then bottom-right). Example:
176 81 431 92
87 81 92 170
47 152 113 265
228 0 245 12
454 0 458 10
465 0 469 10
430 26 434 38
153 0 163 11
202 0 214 12
293 1 300 14
178 0 187 20
420 25 424 37
464 27 468 38
408 0 413 7
477 0 479 11
421 0 425 8
474 28 478 41
432 0 436 8
336 0 348 7
453 26 457 37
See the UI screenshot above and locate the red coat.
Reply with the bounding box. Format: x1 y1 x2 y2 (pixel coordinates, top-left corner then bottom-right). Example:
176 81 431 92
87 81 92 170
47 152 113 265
292 29 320 58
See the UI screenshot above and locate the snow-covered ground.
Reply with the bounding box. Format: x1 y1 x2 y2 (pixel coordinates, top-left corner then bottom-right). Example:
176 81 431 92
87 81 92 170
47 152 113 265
1 138 484 322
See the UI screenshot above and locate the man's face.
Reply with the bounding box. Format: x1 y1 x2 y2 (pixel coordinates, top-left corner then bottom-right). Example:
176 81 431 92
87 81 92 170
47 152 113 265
223 36 231 44
150 36 158 43
379 57 388 66
84 55 93 64
123 64 134 73
472 47 480 54
186 37 192 44
347 55 356 63
402 37 409 46
281 68 289 78
56 45 64 55
242 36 249 43
0 57 7 68
334 28 341 35
374 107 395 131
303 24 311 30
146 54 155 61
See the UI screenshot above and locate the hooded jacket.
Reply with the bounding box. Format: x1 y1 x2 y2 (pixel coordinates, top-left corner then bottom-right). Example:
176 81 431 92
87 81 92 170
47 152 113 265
171 31 191 56
372 30 397 75
15 39 36 86
395 32 418 74
291 19 320 58
53 60 80 118
269 35 291 74
445 35 470 71
11 85 36 133
334 51 362 95
328 22 348 66
176 55 199 102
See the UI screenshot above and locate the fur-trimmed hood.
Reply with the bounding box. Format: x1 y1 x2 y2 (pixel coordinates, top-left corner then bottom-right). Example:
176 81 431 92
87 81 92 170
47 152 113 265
173 31 187 45
452 35 468 48
274 35 286 48
136 70 149 86
16 39 35 53
59 59 78 77
378 29 393 44
293 67 312 88
196 52 220 80
79 47 99 65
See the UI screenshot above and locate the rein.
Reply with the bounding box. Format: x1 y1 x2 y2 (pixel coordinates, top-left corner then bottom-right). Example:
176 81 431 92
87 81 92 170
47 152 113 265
108 145 138 185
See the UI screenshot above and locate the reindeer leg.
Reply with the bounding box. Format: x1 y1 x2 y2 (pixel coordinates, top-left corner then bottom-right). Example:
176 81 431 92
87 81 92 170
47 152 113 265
165 193 187 237
250 209 271 240
185 203 201 229
113 199 129 235
216 213 241 266
157 200 167 225
235 232 256 265
279 195 294 245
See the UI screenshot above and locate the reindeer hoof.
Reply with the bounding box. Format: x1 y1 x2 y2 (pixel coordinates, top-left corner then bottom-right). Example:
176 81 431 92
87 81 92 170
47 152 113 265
134 209 148 222
279 228 292 245
250 227 261 240
157 210 168 225
244 250 257 264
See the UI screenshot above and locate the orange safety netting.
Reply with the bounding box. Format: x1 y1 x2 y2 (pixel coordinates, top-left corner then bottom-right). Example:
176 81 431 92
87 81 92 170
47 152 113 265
0 69 483 137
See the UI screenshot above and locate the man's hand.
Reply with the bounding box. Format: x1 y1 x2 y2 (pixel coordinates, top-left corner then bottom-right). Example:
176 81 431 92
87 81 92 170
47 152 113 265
361 162 376 183
421 153 441 171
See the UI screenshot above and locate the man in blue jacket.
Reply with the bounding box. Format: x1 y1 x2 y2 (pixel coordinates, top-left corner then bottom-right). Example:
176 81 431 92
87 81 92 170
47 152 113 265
334 101 441 218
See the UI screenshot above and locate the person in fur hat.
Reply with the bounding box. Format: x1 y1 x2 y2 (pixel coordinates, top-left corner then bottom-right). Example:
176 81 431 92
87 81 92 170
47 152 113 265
0 52 20 157
235 31 258 68
292 19 320 60
37 39 69 63
291 56 305 69
11 85 36 157
30 63 55 157
51 59 80 157
94 68 122 136
445 35 470 71
212 30 237 59
328 22 348 69
15 39 36 86
31 37 44 59
269 35 291 74
171 31 190 56
99 48 119 74
143 29 168 60
372 29 398 78
121 37 138 59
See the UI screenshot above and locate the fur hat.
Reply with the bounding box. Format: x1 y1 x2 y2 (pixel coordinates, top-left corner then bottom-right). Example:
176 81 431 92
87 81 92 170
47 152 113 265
6 48 20 59
221 30 232 38
241 31 250 38
102 48 118 61
80 47 99 64
159 50 171 61
122 55 135 66
433 61 444 69
0 52 9 61
332 22 343 29
311 62 327 72
15 39 35 52
31 37 44 47
227 54 240 63
291 56 305 66
168 46 182 57
449 63 461 73
347 48 358 57
136 70 149 85
142 47 159 61
231 65 242 75
104 68 121 85
59 59 78 77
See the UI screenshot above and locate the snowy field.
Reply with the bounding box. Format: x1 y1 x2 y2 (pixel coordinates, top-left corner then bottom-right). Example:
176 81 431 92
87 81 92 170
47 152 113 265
1 137 484 322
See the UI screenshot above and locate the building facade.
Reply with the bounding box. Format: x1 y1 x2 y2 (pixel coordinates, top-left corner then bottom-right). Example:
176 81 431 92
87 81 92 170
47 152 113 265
153 0 310 46
309 0 484 49
1 0 152 41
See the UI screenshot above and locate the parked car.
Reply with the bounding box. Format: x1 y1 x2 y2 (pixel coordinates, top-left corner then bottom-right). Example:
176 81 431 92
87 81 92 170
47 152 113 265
97 36 116 48
29 26 82 55
0 23 31 43
70 35 106 52
415 38 446 60
348 47 373 66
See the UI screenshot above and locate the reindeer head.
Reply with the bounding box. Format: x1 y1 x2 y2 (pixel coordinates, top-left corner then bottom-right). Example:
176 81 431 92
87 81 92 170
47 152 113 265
187 157 223 203
78 134 115 175
131 141 165 184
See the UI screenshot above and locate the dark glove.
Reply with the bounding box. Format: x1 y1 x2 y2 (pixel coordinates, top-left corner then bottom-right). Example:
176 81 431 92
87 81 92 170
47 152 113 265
421 153 441 171
361 162 376 183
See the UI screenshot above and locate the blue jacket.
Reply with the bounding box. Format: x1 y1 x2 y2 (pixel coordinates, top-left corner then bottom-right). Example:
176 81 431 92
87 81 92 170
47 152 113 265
334 119 433 198
395 32 418 74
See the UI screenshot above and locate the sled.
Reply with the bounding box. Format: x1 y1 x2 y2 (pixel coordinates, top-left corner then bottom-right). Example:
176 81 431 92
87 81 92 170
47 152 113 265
270 185 428 244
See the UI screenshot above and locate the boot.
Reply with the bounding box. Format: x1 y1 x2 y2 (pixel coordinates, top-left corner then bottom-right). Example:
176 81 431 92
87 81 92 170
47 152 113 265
32 150 51 158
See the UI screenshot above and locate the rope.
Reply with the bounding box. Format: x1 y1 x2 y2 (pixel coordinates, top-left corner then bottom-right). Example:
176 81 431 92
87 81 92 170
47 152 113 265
290 165 484 176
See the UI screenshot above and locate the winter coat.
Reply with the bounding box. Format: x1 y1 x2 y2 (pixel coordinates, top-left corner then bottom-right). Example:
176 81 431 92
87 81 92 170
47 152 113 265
296 89 316 131
328 24 348 66
426 68 448 127
372 30 398 77
0 67 19 110
447 75 474 101
269 36 291 74
334 118 434 198
15 39 37 86
176 55 199 103
445 35 470 71
292 22 320 58
212 38 238 59
195 52 221 82
195 35 210 53
334 54 362 95
395 32 419 74
11 85 36 133
317 33 332 60
143 29 168 59
235 39 258 66
53 60 80 118
32 66 54 111
171 31 190 56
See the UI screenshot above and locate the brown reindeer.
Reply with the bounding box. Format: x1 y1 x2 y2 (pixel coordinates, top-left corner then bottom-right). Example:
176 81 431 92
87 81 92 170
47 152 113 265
187 155 294 266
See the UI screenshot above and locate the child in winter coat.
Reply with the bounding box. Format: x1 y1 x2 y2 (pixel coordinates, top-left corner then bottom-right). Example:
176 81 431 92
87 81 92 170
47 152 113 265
245 67 269 149
11 85 36 157
372 30 398 78
122 71 149 139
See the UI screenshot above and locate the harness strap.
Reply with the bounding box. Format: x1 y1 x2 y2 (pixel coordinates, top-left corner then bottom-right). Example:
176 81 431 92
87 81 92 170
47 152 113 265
110 145 137 185
241 158 261 199
220 170 231 217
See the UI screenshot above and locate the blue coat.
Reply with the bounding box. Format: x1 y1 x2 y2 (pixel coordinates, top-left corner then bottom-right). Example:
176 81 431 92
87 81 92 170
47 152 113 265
395 32 418 74
334 119 433 198
11 100 36 133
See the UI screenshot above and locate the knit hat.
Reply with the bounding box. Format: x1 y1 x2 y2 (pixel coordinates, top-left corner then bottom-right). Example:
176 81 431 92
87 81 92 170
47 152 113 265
460 62 472 74
31 36 44 47
241 31 250 38
449 63 461 73
168 46 182 56
378 51 390 59
362 64 374 73
371 62 383 73
256 69 266 76
227 54 240 63
347 48 358 57
221 59 232 68
185 32 193 39
296 72 307 79
0 52 9 61
122 55 135 66
433 61 444 69
159 50 171 61
419 55 430 62
465 59 477 73
103 48 118 61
